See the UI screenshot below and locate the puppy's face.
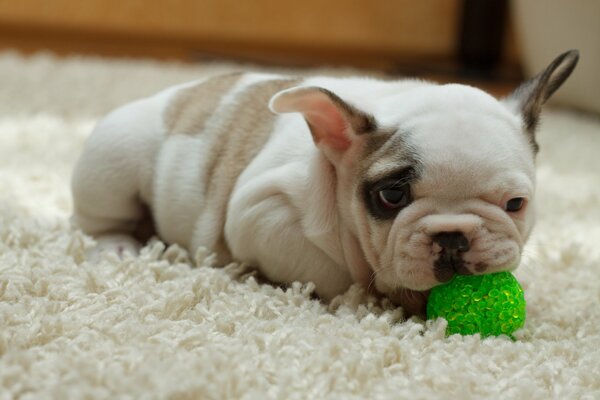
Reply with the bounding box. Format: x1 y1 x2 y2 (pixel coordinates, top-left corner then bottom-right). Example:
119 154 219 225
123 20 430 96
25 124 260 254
355 85 535 293
271 50 578 296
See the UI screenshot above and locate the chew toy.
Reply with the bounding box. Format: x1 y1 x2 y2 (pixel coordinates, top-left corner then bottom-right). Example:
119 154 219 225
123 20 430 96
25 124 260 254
427 272 526 337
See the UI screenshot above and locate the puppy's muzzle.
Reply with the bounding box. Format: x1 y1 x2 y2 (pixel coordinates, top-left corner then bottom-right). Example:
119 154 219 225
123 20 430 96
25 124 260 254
432 231 471 282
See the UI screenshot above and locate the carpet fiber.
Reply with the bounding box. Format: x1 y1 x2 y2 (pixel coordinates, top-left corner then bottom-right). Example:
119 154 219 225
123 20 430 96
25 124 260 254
1 52 599 399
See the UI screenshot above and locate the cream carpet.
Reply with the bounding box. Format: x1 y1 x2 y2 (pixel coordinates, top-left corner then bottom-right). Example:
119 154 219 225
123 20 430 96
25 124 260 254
1 51 599 399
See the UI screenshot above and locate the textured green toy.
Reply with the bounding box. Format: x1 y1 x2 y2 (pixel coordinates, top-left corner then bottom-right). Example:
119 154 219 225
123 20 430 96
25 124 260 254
427 272 526 337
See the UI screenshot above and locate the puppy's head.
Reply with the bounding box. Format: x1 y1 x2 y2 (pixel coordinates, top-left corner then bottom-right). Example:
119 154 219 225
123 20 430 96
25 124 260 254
270 50 579 295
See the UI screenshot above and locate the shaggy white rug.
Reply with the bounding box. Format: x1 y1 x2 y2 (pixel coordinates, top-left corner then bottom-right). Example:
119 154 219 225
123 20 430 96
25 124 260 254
1 51 599 399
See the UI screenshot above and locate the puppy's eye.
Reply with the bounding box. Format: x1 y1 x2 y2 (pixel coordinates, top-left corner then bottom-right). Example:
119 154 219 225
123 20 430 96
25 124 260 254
505 197 525 212
364 167 416 220
378 187 411 209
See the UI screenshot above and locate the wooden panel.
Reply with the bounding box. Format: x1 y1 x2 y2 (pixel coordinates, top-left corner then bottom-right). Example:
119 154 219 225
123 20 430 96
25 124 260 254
0 0 461 65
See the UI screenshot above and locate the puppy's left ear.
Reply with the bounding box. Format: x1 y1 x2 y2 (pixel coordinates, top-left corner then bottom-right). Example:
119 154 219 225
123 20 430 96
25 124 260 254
269 86 377 164
503 49 579 151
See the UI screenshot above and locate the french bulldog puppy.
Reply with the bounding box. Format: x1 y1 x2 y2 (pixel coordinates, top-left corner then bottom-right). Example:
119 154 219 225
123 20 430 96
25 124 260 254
72 50 578 316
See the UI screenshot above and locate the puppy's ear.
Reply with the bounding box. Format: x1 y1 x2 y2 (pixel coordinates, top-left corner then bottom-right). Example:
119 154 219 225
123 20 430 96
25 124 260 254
503 49 579 151
269 86 376 162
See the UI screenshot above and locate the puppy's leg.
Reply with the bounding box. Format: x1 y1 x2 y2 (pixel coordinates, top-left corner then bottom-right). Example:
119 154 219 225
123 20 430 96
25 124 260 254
72 140 144 257
71 102 160 258
225 167 354 300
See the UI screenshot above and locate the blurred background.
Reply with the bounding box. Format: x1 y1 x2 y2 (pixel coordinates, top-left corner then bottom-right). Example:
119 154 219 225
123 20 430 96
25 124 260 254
0 0 598 113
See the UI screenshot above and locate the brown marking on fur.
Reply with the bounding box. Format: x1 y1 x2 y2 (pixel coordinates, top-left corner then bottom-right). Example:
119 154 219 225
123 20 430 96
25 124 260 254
357 131 421 210
199 77 302 261
164 72 243 135
360 130 412 176
361 128 396 161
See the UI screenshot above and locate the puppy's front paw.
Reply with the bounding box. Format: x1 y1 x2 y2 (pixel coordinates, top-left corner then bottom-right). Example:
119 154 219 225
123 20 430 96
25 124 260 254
88 233 142 261
388 288 431 319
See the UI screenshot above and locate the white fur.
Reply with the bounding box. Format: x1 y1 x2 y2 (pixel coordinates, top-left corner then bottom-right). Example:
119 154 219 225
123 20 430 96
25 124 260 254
72 74 538 300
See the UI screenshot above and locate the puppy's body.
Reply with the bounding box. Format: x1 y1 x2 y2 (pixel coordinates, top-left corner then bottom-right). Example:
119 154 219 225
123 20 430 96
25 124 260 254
73 73 368 298
72 51 578 310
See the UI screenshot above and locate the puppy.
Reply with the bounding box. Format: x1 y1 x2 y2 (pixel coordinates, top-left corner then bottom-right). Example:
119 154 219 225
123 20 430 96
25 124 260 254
71 50 578 316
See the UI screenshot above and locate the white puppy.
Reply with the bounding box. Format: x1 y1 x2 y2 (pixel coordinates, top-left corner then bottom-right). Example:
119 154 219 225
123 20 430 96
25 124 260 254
72 50 578 315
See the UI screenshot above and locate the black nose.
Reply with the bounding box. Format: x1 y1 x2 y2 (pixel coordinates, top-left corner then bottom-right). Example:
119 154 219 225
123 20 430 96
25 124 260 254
432 232 470 252
432 231 471 282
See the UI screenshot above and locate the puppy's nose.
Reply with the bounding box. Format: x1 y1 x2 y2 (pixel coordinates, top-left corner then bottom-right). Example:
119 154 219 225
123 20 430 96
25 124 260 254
432 231 471 282
432 231 470 252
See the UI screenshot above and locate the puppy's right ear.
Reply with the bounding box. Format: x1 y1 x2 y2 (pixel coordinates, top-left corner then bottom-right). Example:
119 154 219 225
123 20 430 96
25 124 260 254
269 86 377 164
503 49 579 152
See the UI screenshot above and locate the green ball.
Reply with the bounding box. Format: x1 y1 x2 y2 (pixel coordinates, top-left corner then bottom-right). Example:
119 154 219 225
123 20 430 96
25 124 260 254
426 272 526 337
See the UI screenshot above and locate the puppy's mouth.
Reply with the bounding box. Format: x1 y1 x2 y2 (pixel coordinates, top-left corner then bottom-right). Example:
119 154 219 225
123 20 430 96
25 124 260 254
433 248 472 283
